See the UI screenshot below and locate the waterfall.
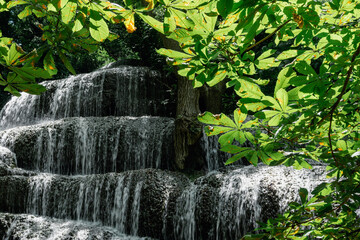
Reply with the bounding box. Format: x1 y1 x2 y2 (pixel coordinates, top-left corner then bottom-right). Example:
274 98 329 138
169 165 326 240
0 64 328 239
0 66 174 130
173 184 198 240
0 213 152 240
0 116 174 174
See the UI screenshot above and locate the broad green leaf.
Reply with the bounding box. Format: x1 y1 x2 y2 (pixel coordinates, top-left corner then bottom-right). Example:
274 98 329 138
336 140 347 151
311 183 332 196
259 150 273 165
217 0 233 18
4 85 20 96
277 49 302 60
18 5 32 19
299 188 308 204
73 18 84 32
255 110 279 119
262 96 281 110
225 149 252 165
157 48 194 59
10 67 51 80
168 29 193 43
90 14 110 42
13 83 47 95
274 67 296 93
218 130 238 146
258 49 276 60
169 8 194 29
275 88 288 111
198 112 237 128
58 0 69 9
7 0 28 8
236 76 264 100
255 57 281 70
268 114 282 126
4 43 24 66
205 126 234 136
248 151 258 166
207 68 227 86
58 51 76 75
234 108 247 128
137 12 164 34
44 52 57 76
295 61 317 76
61 1 77 24
170 0 209 9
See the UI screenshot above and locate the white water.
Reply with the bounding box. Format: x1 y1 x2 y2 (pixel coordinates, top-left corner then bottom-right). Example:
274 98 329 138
0 67 172 130
0 64 329 240
1 213 151 240
0 116 174 174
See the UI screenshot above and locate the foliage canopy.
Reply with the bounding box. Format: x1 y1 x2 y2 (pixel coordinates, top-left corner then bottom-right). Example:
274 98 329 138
1 0 360 238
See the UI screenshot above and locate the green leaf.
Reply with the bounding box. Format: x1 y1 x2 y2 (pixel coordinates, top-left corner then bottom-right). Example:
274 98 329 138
18 5 32 19
157 48 194 59
274 67 296 94
299 188 308 204
277 49 302 60
218 130 238 146
58 51 76 75
137 12 164 34
89 11 109 42
268 114 282 126
248 151 258 166
198 112 237 128
168 29 193 43
262 96 281 110
205 126 234 136
295 61 317 76
225 149 252 165
7 0 28 8
258 49 276 60
208 68 227 87
4 43 24 66
336 140 347 151
61 1 77 24
13 83 47 95
275 88 288 111
4 84 20 96
43 52 57 76
10 67 51 80
234 108 247 128
255 57 281 70
217 0 233 19
169 8 194 29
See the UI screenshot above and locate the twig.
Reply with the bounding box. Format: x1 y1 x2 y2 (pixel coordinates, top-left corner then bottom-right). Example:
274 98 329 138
317 43 360 126
244 19 291 53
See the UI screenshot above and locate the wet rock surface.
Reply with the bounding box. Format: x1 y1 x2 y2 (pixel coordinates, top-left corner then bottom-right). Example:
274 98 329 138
0 117 175 174
0 65 329 240
0 213 154 240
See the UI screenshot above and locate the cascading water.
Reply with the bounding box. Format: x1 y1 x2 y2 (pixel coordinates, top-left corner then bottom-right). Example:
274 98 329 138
0 213 153 240
0 116 174 174
0 64 327 240
0 66 174 130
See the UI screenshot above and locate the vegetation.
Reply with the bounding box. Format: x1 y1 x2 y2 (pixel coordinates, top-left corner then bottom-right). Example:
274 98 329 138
1 0 360 239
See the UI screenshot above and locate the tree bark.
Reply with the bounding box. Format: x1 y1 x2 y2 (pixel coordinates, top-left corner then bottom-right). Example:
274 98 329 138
161 37 202 170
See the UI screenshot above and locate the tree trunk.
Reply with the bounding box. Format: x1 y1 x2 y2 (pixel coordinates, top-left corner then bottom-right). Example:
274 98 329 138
161 37 202 170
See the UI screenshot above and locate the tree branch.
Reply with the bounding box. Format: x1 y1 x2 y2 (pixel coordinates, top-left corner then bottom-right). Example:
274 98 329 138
317 43 360 126
244 19 291 53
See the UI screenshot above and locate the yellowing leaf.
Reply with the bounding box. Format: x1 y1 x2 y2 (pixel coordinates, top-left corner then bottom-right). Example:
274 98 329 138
124 13 136 33
293 13 304 28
